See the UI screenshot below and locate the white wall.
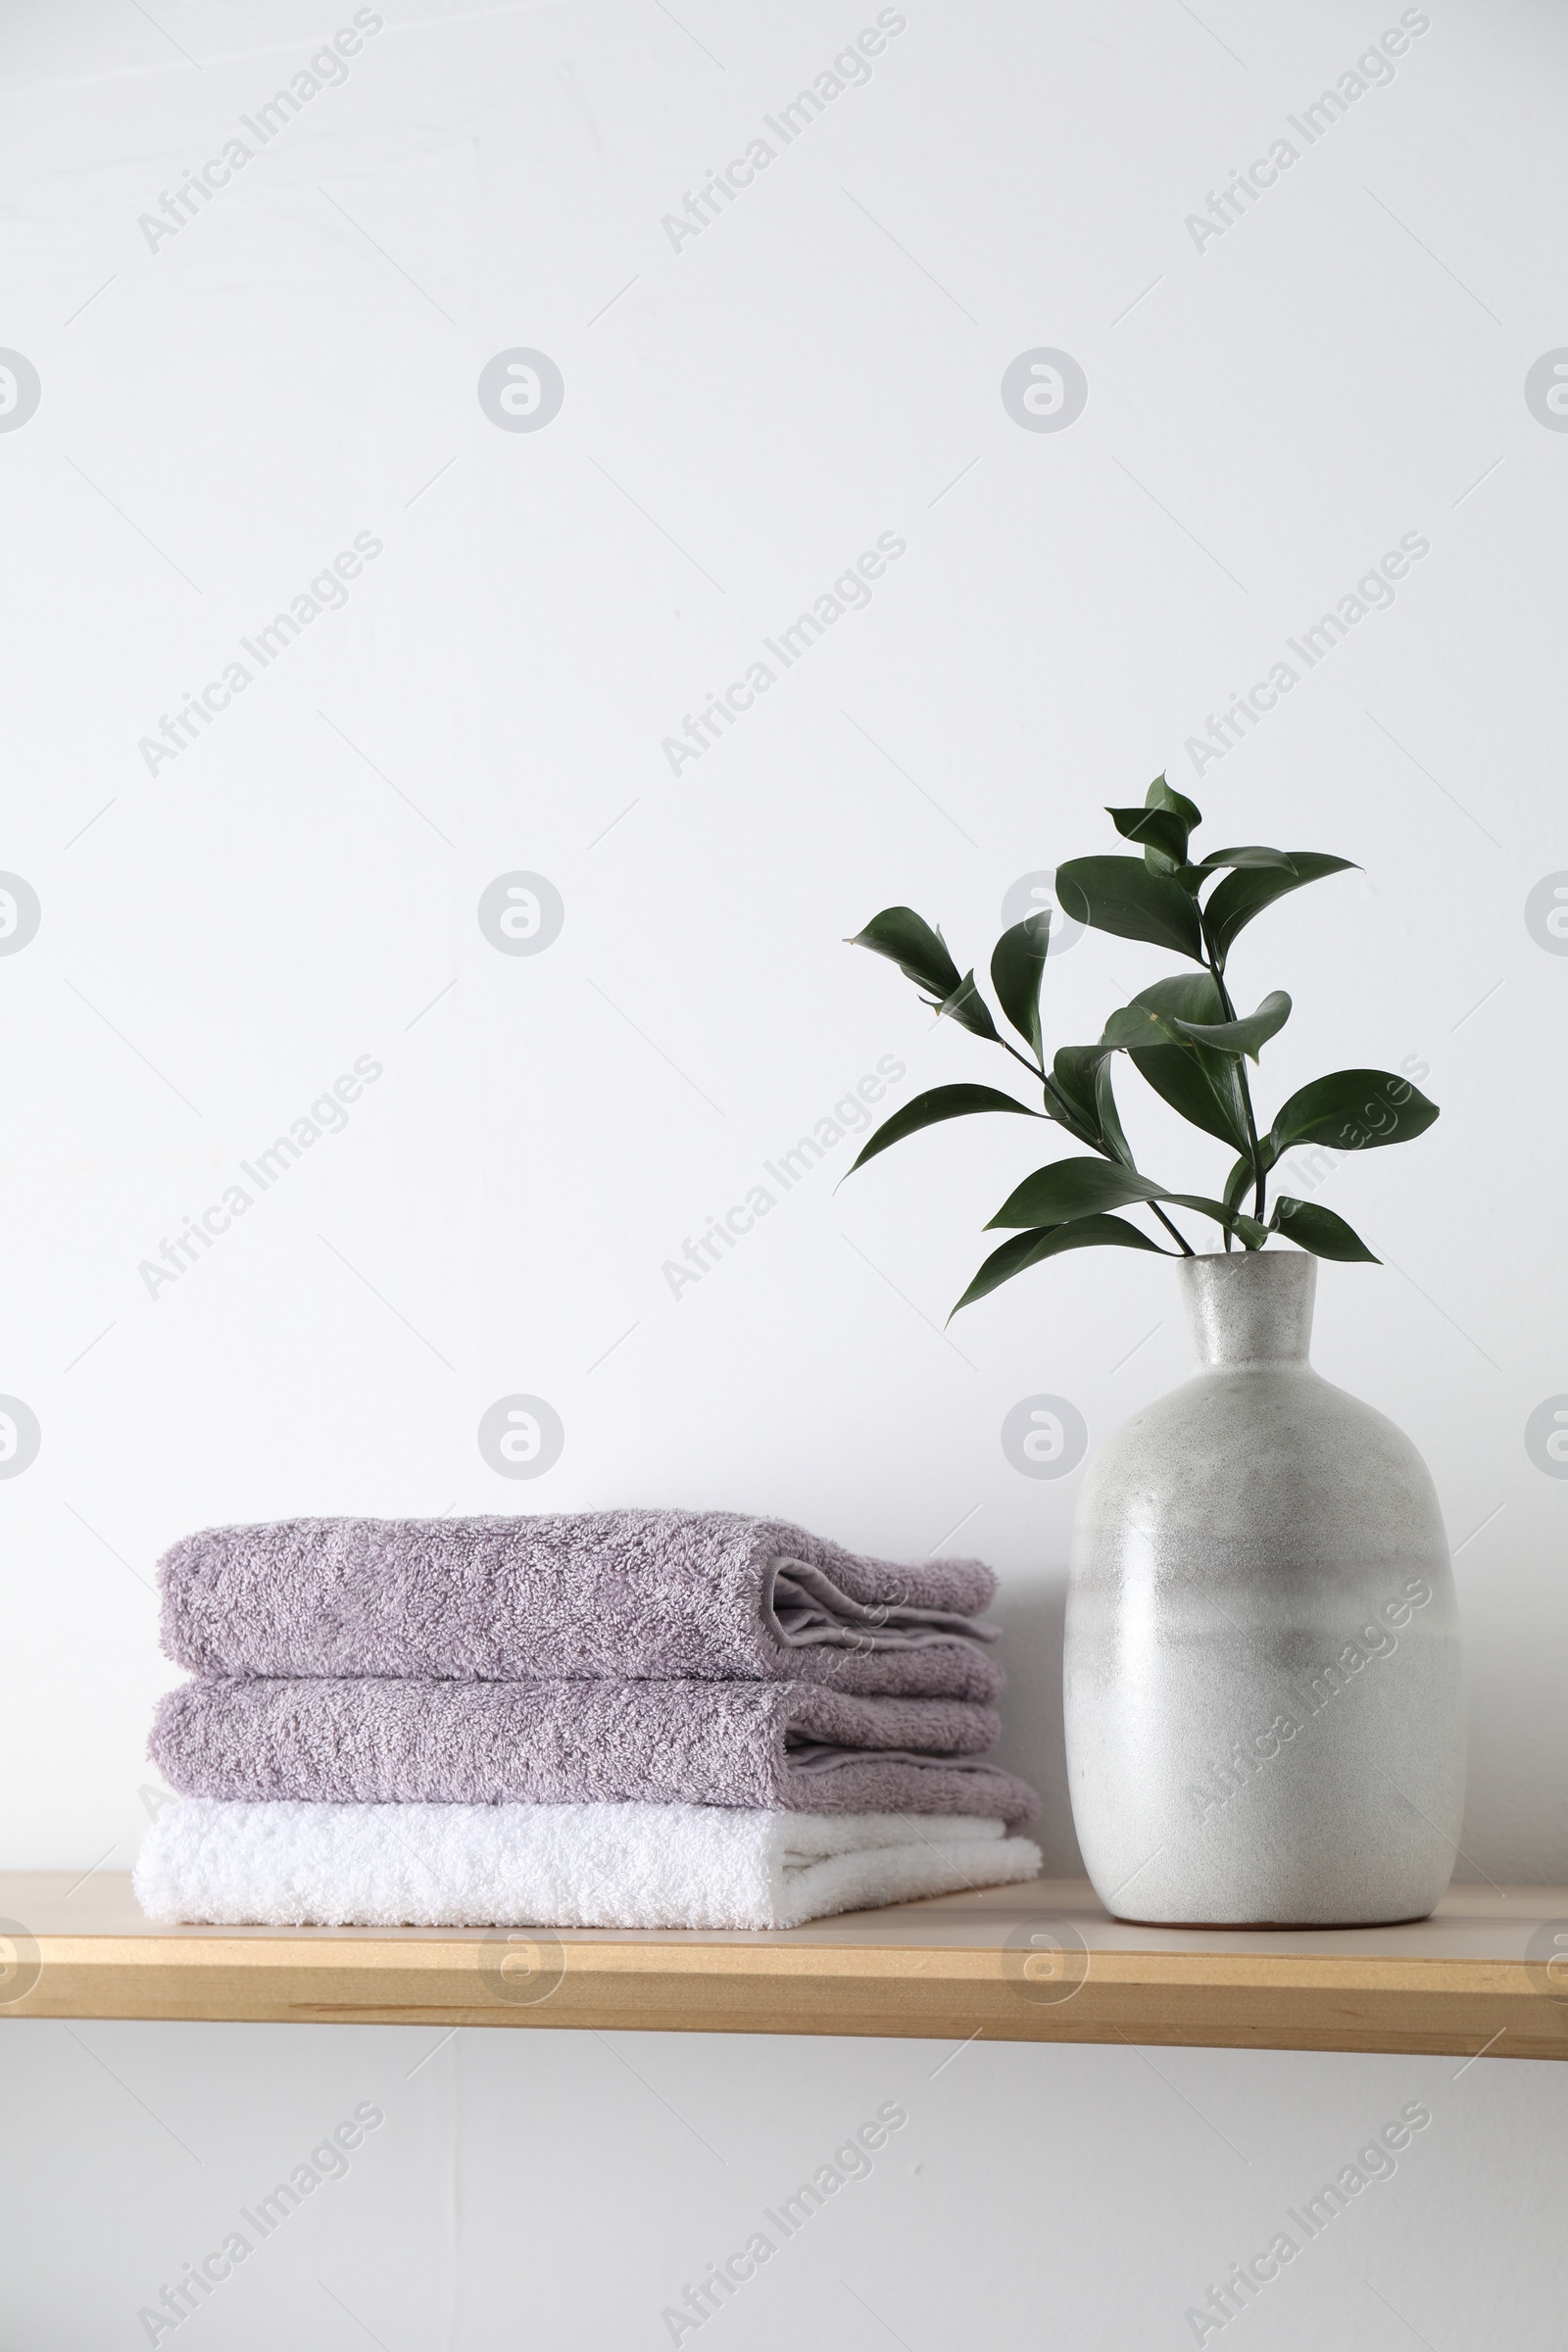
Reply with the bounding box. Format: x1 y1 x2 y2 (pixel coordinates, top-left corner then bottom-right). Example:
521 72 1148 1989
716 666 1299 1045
2 2021 1565 2348
2 0 1565 2341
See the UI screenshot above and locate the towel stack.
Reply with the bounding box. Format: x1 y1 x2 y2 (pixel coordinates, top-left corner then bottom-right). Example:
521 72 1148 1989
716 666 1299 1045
135 1510 1041 1931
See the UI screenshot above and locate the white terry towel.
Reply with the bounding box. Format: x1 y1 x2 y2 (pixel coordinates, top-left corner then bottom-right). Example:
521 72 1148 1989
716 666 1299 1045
134 1798 1043 1933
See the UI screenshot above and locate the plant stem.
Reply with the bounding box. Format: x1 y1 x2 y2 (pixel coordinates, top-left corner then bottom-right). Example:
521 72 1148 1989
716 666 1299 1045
985 1031 1197 1256
1206 954 1268 1223
973 1020 1194 1260
994 1034 1052 1087
1024 1039 1194 1250
1151 1202 1196 1256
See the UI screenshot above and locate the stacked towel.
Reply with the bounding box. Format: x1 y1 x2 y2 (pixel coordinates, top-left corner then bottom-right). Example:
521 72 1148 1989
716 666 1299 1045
136 1803 1045 1934
138 1510 1041 1930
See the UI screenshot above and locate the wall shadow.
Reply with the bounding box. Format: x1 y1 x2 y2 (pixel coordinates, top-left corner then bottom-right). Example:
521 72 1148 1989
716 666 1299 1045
989 1574 1083 1879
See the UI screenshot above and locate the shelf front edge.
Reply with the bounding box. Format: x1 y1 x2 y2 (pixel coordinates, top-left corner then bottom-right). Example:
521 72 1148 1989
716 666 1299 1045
9 1936 1568 2058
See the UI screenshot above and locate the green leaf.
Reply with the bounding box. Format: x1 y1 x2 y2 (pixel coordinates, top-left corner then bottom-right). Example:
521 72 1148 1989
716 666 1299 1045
1191 845 1298 874
1146 774 1201 829
845 1084 1044 1178
987 1157 1168 1229
936 969 1001 1043
1129 781 1201 880
1270 1196 1380 1263
1222 1150 1273 1216
1201 854 1357 969
1124 971 1224 1025
849 906 961 1002
1269 1070 1440 1158
1054 857 1204 960
989 912 1051 1064
1115 974 1251 1152
1092 1054 1134 1167
1130 1044 1250 1154
1047 1047 1117 1153
1105 806 1191 868
988 1165 1264 1240
1050 1045 1102 1128
951 1216 1164 1316
1101 1001 1184 1052
1173 989 1292 1061
1163 1195 1269 1247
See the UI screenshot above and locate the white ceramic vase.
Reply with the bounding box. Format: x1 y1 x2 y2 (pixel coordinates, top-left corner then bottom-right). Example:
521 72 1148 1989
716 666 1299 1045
1063 1250 1465 1927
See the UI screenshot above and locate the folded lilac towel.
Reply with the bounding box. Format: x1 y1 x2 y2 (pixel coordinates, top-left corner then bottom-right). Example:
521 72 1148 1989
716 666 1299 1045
150 1678 1038 1822
158 1511 1003 1699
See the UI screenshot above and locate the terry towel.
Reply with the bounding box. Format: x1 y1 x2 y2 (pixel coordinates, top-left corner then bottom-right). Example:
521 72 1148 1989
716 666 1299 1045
157 1511 1003 1699
134 1798 1045 1931
151 1677 1037 1822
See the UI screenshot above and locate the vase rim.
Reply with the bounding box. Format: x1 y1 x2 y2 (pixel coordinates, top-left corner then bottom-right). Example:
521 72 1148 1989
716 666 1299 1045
1183 1248 1305 1263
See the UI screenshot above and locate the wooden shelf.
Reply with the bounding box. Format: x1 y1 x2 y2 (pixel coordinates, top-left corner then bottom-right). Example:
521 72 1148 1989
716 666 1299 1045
5 1875 1567 2058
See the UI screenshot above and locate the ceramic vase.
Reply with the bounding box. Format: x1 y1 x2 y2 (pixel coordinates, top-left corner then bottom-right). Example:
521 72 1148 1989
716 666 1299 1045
1063 1250 1464 1927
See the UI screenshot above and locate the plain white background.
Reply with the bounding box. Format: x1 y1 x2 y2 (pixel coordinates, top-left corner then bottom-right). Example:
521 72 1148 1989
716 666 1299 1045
2 0 1565 2342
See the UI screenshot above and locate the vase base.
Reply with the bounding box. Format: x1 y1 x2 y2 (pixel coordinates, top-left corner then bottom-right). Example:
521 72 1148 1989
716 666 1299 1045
1106 1905 1439 1933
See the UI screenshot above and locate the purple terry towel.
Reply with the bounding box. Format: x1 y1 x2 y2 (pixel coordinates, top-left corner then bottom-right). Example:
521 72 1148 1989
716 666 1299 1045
158 1511 1004 1699
150 1678 1038 1822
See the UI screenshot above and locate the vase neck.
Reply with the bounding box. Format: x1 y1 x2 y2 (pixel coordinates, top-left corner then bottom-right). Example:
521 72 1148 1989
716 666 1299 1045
1180 1250 1316 1367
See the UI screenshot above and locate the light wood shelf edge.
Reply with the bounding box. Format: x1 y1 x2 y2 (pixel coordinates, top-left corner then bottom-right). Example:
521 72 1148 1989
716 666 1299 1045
10 1946 1568 2058
6 1878 1566 2058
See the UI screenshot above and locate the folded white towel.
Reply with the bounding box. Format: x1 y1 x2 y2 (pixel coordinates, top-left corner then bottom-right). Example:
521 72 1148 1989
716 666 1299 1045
134 1798 1043 1932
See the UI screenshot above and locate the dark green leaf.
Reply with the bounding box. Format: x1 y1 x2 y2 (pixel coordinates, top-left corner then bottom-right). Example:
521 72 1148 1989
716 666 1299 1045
988 1166 1265 1240
1101 1002 1184 1052
951 1216 1164 1316
1129 781 1200 880
1126 972 1225 1023
1222 1151 1273 1216
1269 1070 1440 1158
1191 845 1298 874
1054 857 1204 960
1047 1048 1116 1152
1163 1196 1270 1247
1270 1197 1380 1263
987 1157 1166 1229
1201 854 1357 969
1129 1043 1250 1153
936 969 1001 1043
1050 1045 1103 1127
1146 774 1201 829
848 906 961 1002
1092 1054 1134 1167
989 912 1051 1064
1115 975 1251 1152
1173 989 1292 1061
845 1084 1044 1178
1106 806 1191 867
